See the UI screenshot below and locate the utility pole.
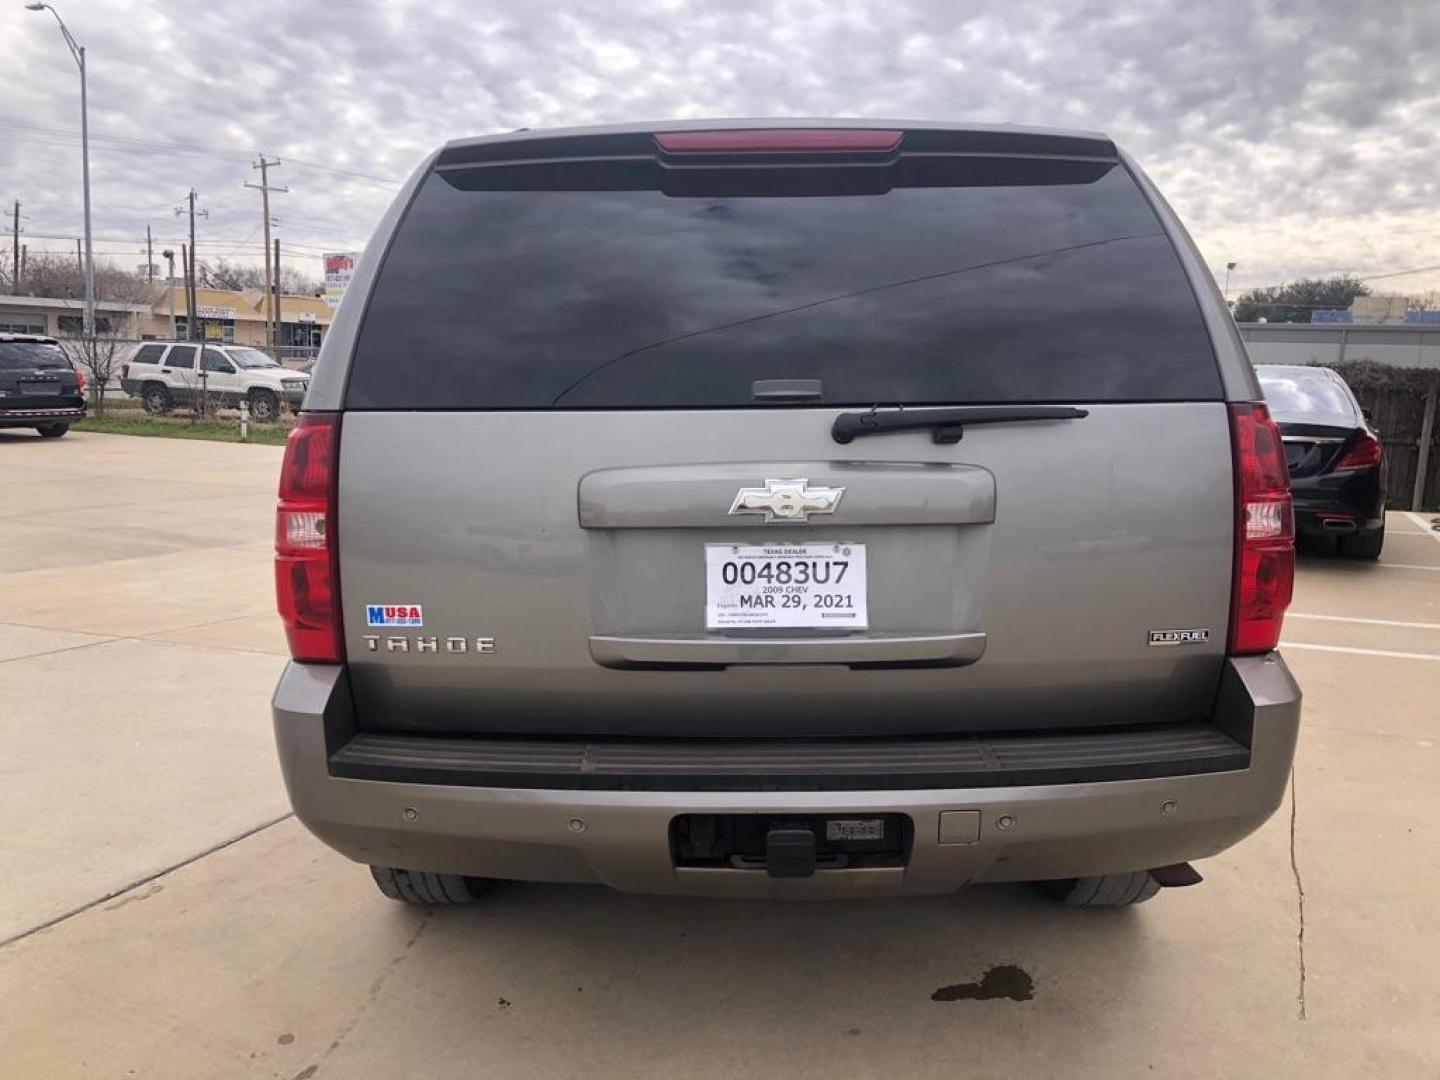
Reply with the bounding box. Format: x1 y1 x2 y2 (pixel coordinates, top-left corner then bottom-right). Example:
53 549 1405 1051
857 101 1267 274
162 248 175 337
145 224 153 282
10 200 18 291
175 190 207 341
244 156 287 350
75 237 83 282
273 238 283 349
187 189 197 300
181 244 193 340
1413 374 1439 512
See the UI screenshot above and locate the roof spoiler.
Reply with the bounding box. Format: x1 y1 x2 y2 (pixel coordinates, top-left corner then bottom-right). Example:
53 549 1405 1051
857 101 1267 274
437 127 1118 169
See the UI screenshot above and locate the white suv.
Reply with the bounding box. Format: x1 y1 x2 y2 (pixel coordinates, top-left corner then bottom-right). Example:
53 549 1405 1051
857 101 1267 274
119 342 309 421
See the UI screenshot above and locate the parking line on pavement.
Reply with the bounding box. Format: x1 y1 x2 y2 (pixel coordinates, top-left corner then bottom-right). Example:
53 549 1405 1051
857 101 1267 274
1369 562 1440 572
1404 512 1440 544
1281 641 1440 662
1287 613 1440 631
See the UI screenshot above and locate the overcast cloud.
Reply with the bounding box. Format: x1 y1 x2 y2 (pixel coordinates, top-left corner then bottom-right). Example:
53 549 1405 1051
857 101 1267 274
1 0 1437 295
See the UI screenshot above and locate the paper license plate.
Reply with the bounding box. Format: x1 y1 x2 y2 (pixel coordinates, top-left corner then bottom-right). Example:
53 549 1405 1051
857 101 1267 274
825 818 886 842
705 542 867 630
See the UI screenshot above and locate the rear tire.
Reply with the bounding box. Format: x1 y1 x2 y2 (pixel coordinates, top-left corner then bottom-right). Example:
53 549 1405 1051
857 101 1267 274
36 423 69 438
1338 523 1384 560
1038 871 1161 907
142 383 173 415
369 866 489 905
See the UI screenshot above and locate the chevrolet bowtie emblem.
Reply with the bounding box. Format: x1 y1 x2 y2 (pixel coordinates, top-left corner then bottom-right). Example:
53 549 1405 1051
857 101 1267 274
728 478 845 523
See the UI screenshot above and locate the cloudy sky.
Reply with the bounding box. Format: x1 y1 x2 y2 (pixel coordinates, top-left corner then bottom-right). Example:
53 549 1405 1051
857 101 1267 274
1 0 1437 296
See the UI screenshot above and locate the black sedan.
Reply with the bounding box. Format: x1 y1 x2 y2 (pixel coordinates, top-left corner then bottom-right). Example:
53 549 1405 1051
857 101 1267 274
1256 364 1385 559
0 333 87 438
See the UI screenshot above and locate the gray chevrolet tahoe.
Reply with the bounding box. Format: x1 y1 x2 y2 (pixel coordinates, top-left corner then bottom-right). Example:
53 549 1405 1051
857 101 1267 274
272 120 1300 908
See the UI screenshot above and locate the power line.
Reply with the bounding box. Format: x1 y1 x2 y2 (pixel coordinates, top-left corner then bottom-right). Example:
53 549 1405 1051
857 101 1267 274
1224 264 1440 297
18 230 338 254
262 220 369 241
1358 264 1440 284
0 122 402 187
283 158 403 187
0 121 252 161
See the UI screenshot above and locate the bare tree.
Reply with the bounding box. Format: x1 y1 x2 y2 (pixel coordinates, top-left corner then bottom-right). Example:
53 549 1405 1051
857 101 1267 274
70 324 127 416
202 256 323 297
10 252 162 305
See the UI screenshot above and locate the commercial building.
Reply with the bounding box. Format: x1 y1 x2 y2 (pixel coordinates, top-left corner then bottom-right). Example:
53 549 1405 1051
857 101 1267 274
0 287 331 347
141 286 331 347
0 294 152 337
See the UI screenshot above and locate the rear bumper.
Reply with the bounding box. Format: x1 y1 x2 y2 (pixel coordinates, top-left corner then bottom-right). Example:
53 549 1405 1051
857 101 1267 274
1295 508 1386 538
272 656 1301 897
1291 469 1386 536
0 404 86 428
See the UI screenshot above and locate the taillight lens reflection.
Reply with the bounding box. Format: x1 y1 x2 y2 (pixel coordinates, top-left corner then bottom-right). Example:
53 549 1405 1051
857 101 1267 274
275 413 344 662
1333 431 1383 472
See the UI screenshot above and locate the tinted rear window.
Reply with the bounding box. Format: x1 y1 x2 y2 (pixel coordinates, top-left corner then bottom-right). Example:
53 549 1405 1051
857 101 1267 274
0 342 70 371
348 155 1220 409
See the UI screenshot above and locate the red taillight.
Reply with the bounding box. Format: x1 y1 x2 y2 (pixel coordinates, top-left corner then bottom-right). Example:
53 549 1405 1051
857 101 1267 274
74 368 87 394
275 412 344 663
655 129 903 154
1228 403 1295 654
1332 431 1382 471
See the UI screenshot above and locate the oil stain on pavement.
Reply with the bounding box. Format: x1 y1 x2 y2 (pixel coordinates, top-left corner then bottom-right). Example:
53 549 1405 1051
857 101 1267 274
932 965 1035 1002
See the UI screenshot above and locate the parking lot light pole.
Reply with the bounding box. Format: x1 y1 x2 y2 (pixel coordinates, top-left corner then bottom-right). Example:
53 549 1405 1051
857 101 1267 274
26 1 95 337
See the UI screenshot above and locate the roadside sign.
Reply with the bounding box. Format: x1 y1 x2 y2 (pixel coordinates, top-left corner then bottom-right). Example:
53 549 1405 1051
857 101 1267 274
324 252 359 308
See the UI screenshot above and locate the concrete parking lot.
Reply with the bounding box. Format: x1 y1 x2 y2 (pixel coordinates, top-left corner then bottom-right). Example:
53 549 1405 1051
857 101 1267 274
2 428 1438 1079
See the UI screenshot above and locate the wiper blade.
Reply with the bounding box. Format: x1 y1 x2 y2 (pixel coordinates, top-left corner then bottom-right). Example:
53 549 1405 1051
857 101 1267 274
831 405 1088 444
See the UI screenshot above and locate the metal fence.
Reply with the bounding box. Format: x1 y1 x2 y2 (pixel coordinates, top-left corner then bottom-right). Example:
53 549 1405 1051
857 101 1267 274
1237 322 1440 371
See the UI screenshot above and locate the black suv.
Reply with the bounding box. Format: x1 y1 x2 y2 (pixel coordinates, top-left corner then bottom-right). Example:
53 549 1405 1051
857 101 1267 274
0 334 87 438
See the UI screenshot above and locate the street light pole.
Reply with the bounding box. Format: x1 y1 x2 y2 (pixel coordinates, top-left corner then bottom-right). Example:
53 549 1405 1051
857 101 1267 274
26 3 94 337
1224 261 1237 303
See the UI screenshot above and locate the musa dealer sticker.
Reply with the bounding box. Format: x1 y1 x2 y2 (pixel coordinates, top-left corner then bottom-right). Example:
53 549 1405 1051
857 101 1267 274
366 604 423 628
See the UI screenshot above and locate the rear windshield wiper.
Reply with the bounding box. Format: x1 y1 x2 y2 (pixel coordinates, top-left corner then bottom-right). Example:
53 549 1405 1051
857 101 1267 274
832 405 1088 444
